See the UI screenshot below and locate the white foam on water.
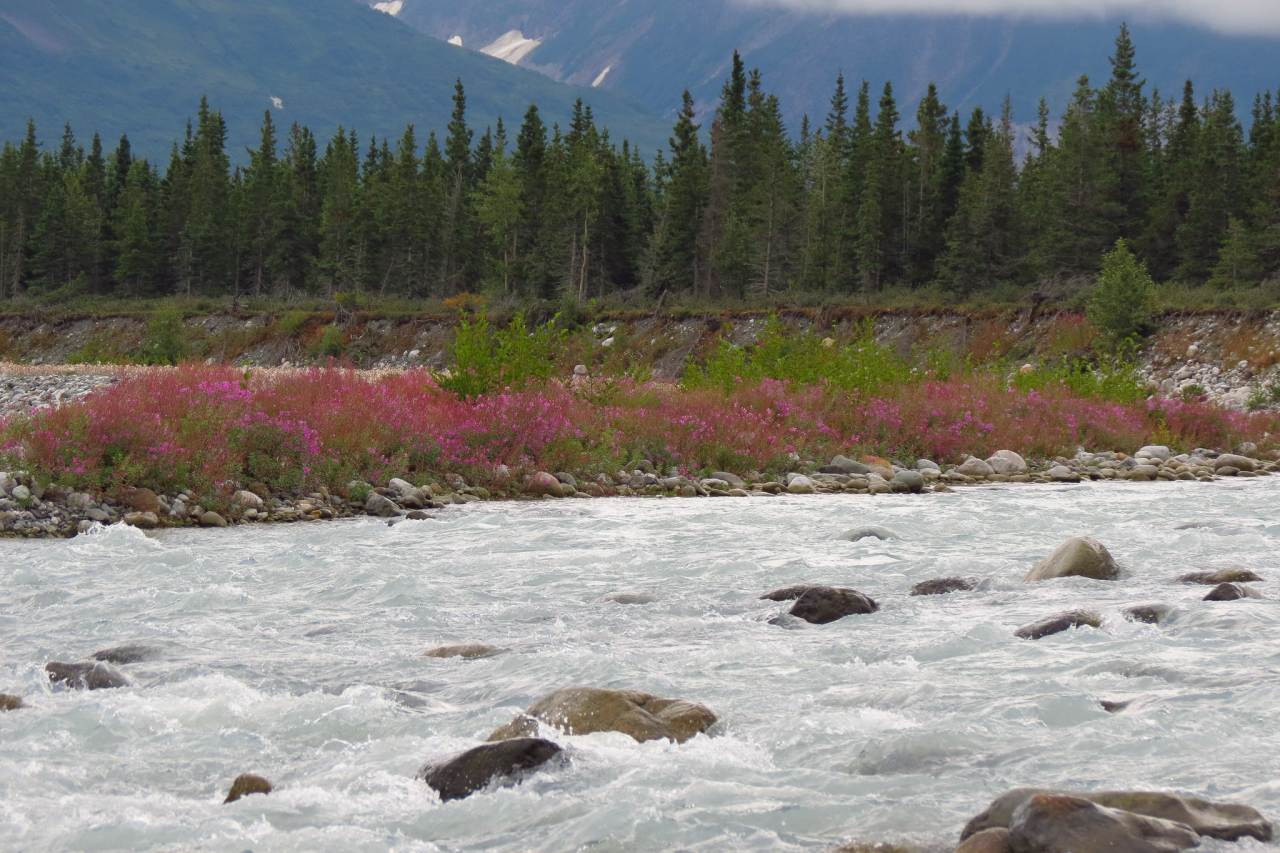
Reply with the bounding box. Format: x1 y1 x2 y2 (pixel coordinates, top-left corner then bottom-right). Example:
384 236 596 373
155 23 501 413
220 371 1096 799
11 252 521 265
2 480 1279 849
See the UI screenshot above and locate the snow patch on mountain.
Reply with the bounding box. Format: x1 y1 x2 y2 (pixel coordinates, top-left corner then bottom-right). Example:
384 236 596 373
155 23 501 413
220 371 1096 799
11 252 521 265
448 35 463 46
481 30 542 65
592 66 612 88
372 1 404 16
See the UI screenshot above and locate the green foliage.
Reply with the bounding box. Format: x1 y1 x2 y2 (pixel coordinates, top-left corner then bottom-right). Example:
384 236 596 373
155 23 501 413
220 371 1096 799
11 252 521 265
1246 380 1280 411
1087 240 1155 351
138 305 189 365
439 313 566 398
1012 353 1147 405
312 324 346 358
275 309 312 338
685 316 911 394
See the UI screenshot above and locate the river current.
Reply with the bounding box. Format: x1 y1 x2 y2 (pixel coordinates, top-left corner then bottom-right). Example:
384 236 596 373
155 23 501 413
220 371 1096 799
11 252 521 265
2 481 1279 851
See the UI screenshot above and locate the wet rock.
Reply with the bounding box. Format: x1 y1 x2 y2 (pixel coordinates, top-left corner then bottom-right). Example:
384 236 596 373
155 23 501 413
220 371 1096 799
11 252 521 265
841 526 899 542
1124 604 1172 625
405 510 433 521
487 687 717 744
420 738 564 802
198 511 228 528
223 773 273 804
46 661 130 690
1014 610 1102 640
962 788 1273 842
92 644 157 664
1100 699 1134 713
364 491 400 517
1215 454 1257 472
789 586 879 624
123 511 159 530
1178 568 1263 585
987 450 1028 475
0 694 23 711
911 577 976 596
1204 583 1263 601
423 644 504 660
892 470 925 493
787 475 817 495
1025 537 1119 582
1007 794 1199 852
955 829 1011 853
525 471 562 497
602 591 657 605
760 585 815 602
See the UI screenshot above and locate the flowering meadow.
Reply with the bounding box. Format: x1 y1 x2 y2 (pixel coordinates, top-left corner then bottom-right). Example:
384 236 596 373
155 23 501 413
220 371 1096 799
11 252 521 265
1 365 1275 505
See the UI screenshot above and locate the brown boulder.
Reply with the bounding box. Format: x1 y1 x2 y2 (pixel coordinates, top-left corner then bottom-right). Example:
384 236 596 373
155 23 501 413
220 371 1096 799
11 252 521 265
1007 794 1200 852
911 577 977 596
423 644 504 660
1014 610 1101 640
92 644 157 664
788 586 879 624
760 585 815 601
0 693 23 711
419 738 562 802
1124 604 1171 625
1025 537 1119 582
1178 568 1263 585
224 773 273 804
46 661 130 690
1204 583 1264 602
955 829 1011 853
487 687 717 744
118 486 162 514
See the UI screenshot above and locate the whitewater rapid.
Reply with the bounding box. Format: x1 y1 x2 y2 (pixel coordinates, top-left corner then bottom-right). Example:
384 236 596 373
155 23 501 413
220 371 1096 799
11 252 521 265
2 481 1278 851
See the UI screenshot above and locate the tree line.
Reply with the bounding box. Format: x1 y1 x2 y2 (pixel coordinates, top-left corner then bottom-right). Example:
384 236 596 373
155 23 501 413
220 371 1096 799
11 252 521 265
2 26 1279 305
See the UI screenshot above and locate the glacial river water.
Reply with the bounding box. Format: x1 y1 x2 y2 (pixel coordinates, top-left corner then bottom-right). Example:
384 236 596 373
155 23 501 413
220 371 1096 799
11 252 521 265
2 481 1279 851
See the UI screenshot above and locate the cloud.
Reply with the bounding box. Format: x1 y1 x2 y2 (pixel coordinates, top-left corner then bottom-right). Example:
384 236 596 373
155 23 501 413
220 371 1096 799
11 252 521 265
731 0 1280 36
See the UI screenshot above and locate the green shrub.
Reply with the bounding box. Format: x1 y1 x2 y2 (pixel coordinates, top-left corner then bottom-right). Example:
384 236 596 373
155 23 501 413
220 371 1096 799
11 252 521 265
439 312 566 398
313 324 346 358
275 309 312 338
1087 240 1155 351
138 305 189 365
1012 354 1147 405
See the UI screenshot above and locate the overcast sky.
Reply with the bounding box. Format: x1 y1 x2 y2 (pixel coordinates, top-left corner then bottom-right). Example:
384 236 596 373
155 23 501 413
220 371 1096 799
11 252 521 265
734 0 1280 36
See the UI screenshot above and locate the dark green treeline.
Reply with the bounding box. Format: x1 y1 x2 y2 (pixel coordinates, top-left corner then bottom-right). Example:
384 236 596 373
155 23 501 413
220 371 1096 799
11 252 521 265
3 27 1280 304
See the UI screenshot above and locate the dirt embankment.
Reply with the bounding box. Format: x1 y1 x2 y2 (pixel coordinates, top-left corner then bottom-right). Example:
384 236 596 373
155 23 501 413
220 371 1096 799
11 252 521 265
1 308 1279 409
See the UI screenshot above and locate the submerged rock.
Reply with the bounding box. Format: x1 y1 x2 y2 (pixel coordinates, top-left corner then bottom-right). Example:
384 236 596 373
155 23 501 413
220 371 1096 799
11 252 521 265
92 644 157 664
601 591 658 605
1007 794 1200 852
1124 604 1172 625
1025 537 1119 582
962 788 1273 842
1100 699 1134 713
911 577 976 596
1204 583 1263 601
423 644 504 660
487 687 716 744
419 738 563 802
0 694 24 711
1014 610 1102 640
788 586 879 624
223 773 273 804
841 526 899 542
760 585 815 602
45 661 130 690
1178 568 1263 585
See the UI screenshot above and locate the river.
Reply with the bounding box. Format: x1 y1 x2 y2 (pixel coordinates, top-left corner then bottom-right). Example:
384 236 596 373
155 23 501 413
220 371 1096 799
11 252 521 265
2 481 1278 851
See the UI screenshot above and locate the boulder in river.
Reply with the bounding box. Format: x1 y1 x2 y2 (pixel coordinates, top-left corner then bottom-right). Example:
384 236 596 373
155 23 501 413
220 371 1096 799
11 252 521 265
955 828 1011 853
1005 794 1200 852
841 526 899 542
892 470 925 493
1025 537 1119 582
961 788 1273 842
601 591 658 605
1123 604 1172 625
92 644 157 664
911 577 977 596
45 661 130 690
487 687 717 744
1204 583 1263 601
760 585 815 602
788 586 879 624
423 644 504 660
364 492 400 517
1178 568 1263 585
419 738 563 802
0 694 23 711
1014 610 1102 640
224 773 273 804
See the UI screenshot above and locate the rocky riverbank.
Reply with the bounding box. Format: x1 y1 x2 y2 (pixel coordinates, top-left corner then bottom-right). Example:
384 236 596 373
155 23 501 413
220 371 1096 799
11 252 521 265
0 442 1273 539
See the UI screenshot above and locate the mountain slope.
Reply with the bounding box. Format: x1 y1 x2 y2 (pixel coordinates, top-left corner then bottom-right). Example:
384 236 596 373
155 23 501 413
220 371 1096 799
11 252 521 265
383 0 1280 127
0 0 667 158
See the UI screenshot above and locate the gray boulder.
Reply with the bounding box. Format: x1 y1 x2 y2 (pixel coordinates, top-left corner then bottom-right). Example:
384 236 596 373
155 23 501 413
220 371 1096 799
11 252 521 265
1124 604 1172 625
987 450 1029 475
46 661 130 690
1215 454 1257 472
364 492 400 517
487 687 717 744
419 738 563 802
1204 583 1263 601
830 455 872 475
956 457 995 477
892 470 925 493
787 475 817 495
911 577 977 596
1025 537 1119 582
1178 568 1263 585
1007 794 1200 852
709 471 746 489
92 644 157 664
841 526 899 542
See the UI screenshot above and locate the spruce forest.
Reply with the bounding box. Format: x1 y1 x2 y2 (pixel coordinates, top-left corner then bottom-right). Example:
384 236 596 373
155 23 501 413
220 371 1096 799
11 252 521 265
2 26 1278 307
